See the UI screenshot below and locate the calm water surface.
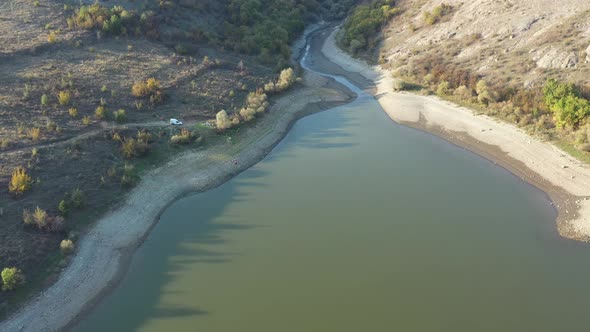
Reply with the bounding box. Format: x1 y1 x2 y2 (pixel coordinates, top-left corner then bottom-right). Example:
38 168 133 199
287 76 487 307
75 44 590 332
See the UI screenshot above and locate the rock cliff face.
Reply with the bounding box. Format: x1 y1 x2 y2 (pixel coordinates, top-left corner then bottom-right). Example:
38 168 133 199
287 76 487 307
380 0 590 87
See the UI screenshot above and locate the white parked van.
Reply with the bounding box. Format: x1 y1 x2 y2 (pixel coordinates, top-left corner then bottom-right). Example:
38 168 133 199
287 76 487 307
169 118 183 125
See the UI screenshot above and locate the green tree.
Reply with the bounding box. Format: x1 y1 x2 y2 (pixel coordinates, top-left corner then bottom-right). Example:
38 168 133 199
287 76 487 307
543 79 590 128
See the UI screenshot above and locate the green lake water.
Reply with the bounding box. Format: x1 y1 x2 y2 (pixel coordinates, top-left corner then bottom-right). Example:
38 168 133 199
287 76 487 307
74 40 590 332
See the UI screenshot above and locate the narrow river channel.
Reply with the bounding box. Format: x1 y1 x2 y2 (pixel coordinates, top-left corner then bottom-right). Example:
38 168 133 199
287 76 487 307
74 29 590 332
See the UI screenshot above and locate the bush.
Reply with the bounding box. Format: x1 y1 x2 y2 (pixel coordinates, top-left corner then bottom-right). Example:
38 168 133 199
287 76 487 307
339 0 400 54
276 68 296 91
28 127 41 141
69 107 78 117
132 78 160 98
9 167 32 195
423 4 453 25
454 85 472 99
46 119 57 132
121 163 138 187
58 200 69 216
23 209 34 225
95 105 107 119
543 78 590 128
58 91 71 106
114 109 127 123
41 94 48 106
68 3 135 36
82 116 91 126
121 137 149 158
1 267 25 291
436 81 450 96
239 92 269 122
60 239 75 255
476 80 494 104
216 110 232 131
33 206 48 229
71 188 85 208
170 128 193 144
47 31 57 43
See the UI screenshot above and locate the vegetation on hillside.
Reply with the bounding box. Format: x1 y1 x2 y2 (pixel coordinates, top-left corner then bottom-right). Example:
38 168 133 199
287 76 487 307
67 3 137 36
338 0 400 55
543 79 590 128
395 54 590 154
222 0 354 65
422 3 453 25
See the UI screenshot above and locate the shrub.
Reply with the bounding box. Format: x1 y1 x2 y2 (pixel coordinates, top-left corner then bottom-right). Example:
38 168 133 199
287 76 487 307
46 119 57 132
28 128 41 141
476 80 494 104
68 3 135 36
23 209 34 225
58 200 69 216
543 78 590 128
170 128 193 144
82 116 91 126
71 188 86 209
264 82 276 93
339 0 400 54
216 110 232 131
239 92 269 122
60 239 75 255
69 107 78 117
33 206 48 229
1 139 10 149
423 4 453 25
275 68 296 91
436 81 450 96
132 78 160 97
47 31 57 43
121 163 138 187
95 105 107 119
454 85 473 99
9 167 32 195
58 91 71 106
136 130 151 143
1 267 25 291
114 109 127 123
121 138 146 158
41 94 48 106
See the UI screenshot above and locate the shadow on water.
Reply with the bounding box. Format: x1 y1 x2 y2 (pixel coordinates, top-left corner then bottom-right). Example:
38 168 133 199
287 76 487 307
74 89 360 332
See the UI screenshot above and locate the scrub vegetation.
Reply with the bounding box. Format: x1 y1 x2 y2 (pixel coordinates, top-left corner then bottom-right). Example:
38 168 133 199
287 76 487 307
361 0 590 159
0 0 355 317
337 0 400 55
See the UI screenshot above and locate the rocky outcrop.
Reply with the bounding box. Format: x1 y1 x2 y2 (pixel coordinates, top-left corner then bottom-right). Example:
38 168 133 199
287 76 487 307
532 47 578 69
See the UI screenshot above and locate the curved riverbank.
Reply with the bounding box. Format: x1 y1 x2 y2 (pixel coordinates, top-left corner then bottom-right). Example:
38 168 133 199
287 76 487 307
318 27 590 241
0 31 355 332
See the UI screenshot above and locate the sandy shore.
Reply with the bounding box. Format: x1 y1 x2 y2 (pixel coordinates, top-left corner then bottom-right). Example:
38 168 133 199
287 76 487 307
319 27 590 241
0 49 353 332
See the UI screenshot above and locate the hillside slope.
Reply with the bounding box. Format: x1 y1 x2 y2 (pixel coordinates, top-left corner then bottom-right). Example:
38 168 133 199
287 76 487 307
363 0 590 159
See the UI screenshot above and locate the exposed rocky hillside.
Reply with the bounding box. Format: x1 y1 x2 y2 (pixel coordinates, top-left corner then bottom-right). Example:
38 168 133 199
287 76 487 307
382 0 590 87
